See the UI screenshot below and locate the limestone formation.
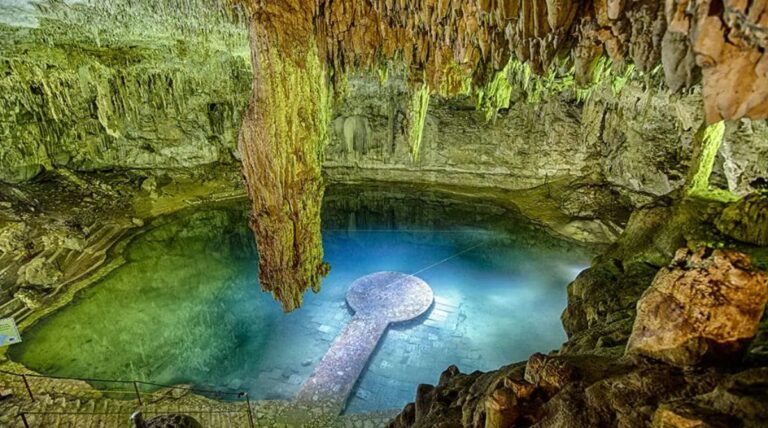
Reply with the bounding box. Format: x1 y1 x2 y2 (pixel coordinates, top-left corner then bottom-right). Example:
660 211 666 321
242 0 767 125
238 9 331 311
234 0 768 307
666 0 768 122
0 1 250 184
716 191 768 246
484 386 519 428
389 351 768 428
19 257 62 289
626 247 768 366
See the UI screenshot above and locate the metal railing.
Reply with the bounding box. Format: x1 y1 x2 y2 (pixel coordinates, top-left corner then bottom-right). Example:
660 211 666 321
0 369 255 428
16 409 254 428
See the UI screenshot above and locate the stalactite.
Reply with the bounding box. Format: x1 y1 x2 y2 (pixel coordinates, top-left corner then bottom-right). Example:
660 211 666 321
238 17 331 312
476 61 513 123
686 120 726 196
407 83 430 162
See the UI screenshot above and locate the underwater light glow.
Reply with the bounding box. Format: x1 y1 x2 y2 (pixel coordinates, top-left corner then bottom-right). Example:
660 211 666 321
9 194 592 413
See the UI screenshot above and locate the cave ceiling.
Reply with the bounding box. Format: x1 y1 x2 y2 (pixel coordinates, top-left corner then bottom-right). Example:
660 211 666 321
245 0 768 123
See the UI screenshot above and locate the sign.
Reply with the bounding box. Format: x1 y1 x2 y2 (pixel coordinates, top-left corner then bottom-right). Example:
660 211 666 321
0 318 21 347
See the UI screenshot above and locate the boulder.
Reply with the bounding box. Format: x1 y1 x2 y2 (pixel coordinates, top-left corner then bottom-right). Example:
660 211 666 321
19 257 62 289
524 353 577 393
715 192 768 246
484 386 519 428
14 288 45 310
627 248 768 366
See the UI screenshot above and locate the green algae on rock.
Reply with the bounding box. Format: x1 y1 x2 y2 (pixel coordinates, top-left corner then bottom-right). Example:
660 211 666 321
686 121 727 197
716 192 768 247
406 82 430 162
238 14 331 311
0 0 251 184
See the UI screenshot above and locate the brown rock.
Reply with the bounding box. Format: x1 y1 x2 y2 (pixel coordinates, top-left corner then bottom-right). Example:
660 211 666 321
503 377 537 400
626 247 768 366
414 383 435 421
653 406 715 428
666 0 768 123
662 30 700 92
524 353 578 392
485 386 519 428
652 402 738 428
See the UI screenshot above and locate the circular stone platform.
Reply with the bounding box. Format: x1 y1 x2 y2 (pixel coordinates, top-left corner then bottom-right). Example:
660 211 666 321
346 271 434 322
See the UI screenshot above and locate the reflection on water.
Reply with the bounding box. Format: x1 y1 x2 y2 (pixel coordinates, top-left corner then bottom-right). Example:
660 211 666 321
10 184 593 413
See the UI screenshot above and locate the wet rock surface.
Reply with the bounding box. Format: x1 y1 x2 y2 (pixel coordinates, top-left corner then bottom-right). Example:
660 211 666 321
627 248 768 366
390 193 768 428
716 191 768 246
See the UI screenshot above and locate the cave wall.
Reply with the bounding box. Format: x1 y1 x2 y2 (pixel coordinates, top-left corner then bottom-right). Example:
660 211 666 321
324 73 768 203
0 0 251 184
2 0 766 201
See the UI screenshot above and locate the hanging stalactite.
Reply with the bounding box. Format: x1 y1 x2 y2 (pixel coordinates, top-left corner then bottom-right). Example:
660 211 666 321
237 0 768 310
238 13 331 312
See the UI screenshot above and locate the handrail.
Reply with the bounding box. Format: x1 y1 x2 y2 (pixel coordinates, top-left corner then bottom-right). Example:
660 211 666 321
19 410 248 415
2 368 257 428
17 407 255 428
0 368 245 396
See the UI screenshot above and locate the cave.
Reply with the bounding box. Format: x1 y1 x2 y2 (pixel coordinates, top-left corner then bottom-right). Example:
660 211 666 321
0 1 767 427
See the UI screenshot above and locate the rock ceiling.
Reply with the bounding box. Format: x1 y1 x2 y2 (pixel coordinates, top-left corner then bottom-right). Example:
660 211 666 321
238 0 767 310
245 0 767 123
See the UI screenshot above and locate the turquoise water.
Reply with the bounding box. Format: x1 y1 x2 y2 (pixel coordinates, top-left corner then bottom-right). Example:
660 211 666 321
10 185 592 412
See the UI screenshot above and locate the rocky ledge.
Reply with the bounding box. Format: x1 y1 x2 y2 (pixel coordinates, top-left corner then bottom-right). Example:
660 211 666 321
389 192 768 428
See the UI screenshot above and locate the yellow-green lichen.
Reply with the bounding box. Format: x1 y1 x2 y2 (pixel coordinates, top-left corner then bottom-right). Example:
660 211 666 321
476 62 513 123
686 121 726 197
407 82 430 162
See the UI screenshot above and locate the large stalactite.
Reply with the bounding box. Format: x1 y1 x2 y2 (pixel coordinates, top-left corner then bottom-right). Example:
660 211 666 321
239 0 768 310
238 4 330 312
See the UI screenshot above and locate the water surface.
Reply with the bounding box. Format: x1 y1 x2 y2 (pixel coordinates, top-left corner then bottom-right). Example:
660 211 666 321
10 185 593 412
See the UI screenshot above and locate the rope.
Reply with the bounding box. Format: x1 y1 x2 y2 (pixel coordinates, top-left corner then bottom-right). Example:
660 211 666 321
374 240 486 293
408 241 485 278
0 369 244 397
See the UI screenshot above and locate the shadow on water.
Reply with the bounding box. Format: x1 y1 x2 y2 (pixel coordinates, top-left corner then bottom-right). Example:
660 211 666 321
9 183 595 413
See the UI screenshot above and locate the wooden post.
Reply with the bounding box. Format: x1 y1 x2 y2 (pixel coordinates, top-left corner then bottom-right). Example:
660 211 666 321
245 393 255 428
19 412 30 428
132 381 143 406
21 374 34 401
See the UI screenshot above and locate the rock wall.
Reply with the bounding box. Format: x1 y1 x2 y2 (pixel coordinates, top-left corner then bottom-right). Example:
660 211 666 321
324 73 768 203
0 0 251 184
2 1 766 205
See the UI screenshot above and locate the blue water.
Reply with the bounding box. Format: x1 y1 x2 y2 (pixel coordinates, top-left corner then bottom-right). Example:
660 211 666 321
10 186 592 413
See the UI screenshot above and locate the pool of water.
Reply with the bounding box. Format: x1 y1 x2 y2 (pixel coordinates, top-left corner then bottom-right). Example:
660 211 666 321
9 184 593 413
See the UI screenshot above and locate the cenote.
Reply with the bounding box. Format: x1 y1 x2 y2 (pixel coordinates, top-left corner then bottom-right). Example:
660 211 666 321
10 185 591 413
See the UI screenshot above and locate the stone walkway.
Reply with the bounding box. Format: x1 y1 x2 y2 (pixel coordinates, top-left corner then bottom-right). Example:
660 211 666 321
295 272 433 412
